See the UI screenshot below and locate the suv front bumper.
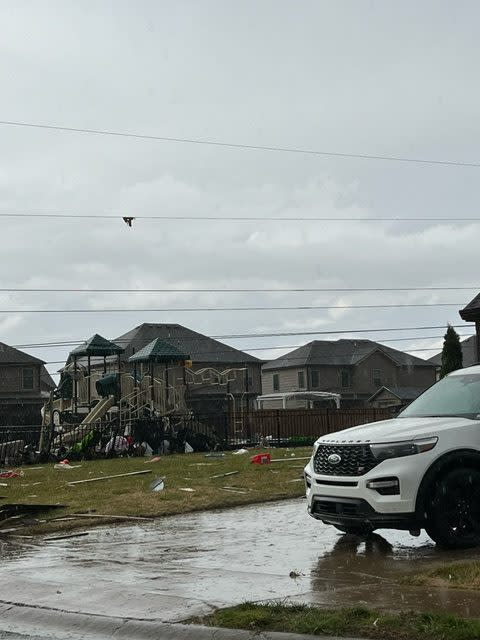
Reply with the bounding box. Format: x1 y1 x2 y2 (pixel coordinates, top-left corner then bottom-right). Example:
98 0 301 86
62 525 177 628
304 451 434 531
308 495 416 530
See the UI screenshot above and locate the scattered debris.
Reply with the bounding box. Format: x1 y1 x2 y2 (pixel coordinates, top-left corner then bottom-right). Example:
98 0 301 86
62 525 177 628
0 483 7 488
210 471 240 479
270 456 310 463
67 470 152 486
287 478 304 483
289 570 304 579
0 503 66 522
150 477 165 492
45 532 89 541
0 470 23 479
179 488 196 492
223 486 251 492
184 442 194 454
220 487 248 494
148 456 162 463
70 513 153 521
54 463 82 470
142 442 153 456
232 448 249 455
251 453 271 465
204 452 225 458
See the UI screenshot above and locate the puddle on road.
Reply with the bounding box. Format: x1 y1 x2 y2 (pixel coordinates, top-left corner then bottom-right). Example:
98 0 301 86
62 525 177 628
1 499 480 621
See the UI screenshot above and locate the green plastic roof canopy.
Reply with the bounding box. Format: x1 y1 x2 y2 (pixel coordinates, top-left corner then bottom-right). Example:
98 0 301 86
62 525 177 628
128 338 190 364
70 334 125 358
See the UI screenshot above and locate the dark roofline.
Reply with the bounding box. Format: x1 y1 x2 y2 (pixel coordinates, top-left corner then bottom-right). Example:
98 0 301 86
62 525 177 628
459 293 480 322
0 342 45 365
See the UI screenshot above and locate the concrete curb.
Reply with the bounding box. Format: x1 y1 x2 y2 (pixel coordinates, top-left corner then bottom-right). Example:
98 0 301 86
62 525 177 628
0 602 366 640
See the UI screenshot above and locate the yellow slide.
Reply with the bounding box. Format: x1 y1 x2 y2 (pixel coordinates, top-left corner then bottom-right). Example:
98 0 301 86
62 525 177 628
80 395 115 425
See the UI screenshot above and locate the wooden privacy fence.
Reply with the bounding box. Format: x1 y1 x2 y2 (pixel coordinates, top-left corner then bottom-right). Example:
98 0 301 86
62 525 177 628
232 408 393 442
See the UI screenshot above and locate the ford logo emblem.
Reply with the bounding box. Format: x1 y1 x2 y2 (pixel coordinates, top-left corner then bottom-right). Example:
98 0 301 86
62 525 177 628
327 453 342 465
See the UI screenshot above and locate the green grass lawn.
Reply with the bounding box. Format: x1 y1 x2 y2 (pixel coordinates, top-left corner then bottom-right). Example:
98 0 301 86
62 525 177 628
406 561 480 590
0 447 310 535
195 603 480 640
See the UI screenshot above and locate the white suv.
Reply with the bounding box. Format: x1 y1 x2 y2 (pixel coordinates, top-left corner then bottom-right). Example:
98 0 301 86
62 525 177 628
305 365 480 548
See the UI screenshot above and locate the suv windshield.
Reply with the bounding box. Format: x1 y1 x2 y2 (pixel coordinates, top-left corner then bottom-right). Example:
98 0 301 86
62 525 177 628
400 373 480 419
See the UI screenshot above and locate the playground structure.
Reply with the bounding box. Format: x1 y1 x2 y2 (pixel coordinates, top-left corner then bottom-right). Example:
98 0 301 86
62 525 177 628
40 334 253 457
42 335 192 428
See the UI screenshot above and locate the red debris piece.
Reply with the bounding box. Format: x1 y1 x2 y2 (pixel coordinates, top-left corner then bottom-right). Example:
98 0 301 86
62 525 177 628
250 453 271 465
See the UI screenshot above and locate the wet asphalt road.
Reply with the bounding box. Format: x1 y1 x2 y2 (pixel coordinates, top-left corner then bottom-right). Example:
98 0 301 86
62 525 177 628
1 497 480 636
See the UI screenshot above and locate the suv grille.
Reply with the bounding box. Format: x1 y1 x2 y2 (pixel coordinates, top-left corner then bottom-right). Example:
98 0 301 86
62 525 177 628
313 444 378 476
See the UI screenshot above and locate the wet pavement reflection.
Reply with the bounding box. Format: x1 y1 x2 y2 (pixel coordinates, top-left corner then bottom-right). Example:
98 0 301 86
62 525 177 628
1 498 479 622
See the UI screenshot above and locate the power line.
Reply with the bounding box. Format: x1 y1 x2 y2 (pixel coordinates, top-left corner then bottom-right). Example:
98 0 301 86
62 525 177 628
0 302 466 314
40 336 475 366
0 119 479 168
11 324 474 351
0 286 477 293
1 212 480 223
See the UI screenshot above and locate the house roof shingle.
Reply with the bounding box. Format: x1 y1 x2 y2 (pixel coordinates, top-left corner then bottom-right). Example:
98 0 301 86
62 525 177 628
368 386 425 402
0 342 45 365
428 335 478 367
40 365 56 390
114 323 261 365
262 339 436 371
459 293 480 322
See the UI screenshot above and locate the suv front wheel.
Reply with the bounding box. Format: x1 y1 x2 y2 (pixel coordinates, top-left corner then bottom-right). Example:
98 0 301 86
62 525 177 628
426 467 480 549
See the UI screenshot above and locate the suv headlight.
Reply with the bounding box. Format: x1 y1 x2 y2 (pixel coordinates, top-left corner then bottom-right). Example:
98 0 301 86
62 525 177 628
370 437 438 462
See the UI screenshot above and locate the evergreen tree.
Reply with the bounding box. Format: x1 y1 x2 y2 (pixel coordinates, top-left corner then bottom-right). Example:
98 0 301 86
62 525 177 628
440 324 463 378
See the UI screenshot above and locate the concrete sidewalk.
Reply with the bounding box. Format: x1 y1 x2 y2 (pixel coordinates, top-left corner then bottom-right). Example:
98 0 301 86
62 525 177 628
0 601 366 640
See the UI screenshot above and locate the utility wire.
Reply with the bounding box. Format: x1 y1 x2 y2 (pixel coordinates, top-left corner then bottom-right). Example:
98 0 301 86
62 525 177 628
11 325 474 350
1 212 480 223
0 119 479 168
40 337 475 366
0 286 477 293
0 302 467 314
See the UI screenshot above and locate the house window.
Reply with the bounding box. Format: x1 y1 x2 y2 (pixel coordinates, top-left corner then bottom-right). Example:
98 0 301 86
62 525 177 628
273 373 280 391
341 369 351 388
372 369 382 387
22 368 34 390
311 370 320 388
298 371 305 389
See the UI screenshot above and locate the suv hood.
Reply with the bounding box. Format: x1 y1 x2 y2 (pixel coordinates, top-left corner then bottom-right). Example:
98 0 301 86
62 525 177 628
317 416 480 445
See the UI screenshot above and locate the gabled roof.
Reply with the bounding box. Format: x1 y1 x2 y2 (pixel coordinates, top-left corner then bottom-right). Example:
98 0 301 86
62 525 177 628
262 339 435 371
70 333 125 358
428 335 478 367
114 323 261 365
368 386 426 402
40 365 56 390
128 338 189 364
0 342 45 365
459 293 480 322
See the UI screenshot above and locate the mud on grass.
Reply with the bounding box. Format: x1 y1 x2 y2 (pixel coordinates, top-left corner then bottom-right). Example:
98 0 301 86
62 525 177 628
406 560 480 590
194 602 480 640
0 448 309 536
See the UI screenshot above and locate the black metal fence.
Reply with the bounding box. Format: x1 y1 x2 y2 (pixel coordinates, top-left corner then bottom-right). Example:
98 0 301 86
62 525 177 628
0 407 393 465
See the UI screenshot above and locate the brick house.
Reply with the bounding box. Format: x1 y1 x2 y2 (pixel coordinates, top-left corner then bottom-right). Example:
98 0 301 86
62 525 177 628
0 342 55 425
262 339 437 407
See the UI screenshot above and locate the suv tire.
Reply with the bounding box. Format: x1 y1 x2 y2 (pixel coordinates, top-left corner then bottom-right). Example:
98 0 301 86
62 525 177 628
425 467 480 549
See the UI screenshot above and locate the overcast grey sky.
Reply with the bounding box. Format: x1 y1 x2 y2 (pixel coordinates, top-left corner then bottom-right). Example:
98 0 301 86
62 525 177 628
0 0 479 379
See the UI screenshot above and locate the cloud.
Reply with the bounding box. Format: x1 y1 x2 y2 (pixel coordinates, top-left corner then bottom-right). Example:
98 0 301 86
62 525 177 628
0 1 478 374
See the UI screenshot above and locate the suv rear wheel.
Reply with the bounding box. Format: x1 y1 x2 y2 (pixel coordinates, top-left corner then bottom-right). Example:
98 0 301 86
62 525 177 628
426 468 480 549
